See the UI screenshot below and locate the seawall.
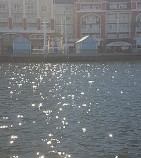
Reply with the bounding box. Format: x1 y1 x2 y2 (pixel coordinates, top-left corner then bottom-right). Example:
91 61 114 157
1 54 141 63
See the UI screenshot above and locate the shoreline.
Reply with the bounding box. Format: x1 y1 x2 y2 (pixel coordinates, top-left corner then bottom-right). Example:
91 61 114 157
1 53 141 63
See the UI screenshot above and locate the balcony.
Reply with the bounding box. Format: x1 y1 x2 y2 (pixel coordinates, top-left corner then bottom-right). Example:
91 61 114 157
0 27 54 34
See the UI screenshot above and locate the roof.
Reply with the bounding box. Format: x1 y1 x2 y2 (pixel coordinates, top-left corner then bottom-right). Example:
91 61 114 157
106 42 132 47
76 35 89 43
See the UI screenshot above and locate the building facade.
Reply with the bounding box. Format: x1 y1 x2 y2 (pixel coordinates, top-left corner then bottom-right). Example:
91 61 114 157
54 0 75 49
74 0 141 50
0 0 55 32
0 0 55 54
1 0 141 54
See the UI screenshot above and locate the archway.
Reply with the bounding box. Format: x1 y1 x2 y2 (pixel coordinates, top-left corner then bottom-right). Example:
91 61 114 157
0 33 31 54
136 13 141 37
80 14 101 38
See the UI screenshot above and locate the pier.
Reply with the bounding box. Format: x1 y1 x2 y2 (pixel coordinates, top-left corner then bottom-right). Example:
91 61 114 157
1 53 141 63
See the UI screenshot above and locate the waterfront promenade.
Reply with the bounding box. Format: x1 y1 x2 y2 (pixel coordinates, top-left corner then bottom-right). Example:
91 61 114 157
1 53 141 62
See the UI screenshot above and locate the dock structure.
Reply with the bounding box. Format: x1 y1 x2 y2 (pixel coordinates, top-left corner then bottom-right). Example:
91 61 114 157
1 53 141 63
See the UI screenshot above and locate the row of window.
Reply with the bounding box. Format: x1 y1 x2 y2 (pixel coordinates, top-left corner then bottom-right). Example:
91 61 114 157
0 4 47 13
82 33 131 39
107 13 130 24
80 2 141 10
81 4 100 10
107 33 129 39
107 24 130 32
107 3 130 10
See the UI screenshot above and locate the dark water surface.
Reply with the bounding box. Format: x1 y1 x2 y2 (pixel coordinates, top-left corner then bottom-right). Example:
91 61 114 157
0 62 141 158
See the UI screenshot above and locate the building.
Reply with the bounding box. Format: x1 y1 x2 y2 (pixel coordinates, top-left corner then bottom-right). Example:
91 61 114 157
1 0 141 54
0 0 55 54
73 0 141 52
54 0 76 51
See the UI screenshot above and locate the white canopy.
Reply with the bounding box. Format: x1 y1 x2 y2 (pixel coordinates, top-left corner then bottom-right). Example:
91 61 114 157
76 35 89 44
106 42 132 47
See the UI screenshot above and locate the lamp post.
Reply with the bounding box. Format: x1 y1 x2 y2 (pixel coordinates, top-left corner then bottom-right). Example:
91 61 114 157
60 18 64 52
42 19 48 54
64 16 68 54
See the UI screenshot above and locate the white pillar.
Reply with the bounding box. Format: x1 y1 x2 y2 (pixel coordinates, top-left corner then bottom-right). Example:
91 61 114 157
51 0 54 19
23 0 26 18
64 17 68 53
65 17 67 45
42 19 48 54
61 18 63 35
44 23 47 49
117 13 120 37
37 0 40 18
8 0 12 17
61 18 64 50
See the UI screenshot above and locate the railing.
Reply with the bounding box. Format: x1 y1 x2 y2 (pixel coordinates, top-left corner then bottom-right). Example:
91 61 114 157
81 29 100 33
0 27 54 34
32 49 44 54
80 8 101 12
107 29 117 33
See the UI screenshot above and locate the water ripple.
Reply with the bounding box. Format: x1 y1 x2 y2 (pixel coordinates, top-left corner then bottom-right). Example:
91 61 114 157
0 62 141 158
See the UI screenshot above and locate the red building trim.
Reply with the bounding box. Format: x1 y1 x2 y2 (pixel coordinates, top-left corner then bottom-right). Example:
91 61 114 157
101 2 106 10
76 12 81 39
37 18 41 30
8 17 12 30
131 2 136 9
50 19 55 30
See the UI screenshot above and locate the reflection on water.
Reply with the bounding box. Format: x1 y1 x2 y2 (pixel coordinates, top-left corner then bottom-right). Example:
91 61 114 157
0 62 141 158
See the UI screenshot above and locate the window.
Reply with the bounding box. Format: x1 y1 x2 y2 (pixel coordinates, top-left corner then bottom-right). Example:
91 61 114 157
107 24 117 32
81 4 90 10
41 6 47 12
119 13 130 23
107 33 117 39
137 3 141 9
0 13 8 22
119 24 129 32
119 4 127 9
109 4 118 9
107 14 117 23
91 4 100 10
66 17 72 24
109 3 128 10
27 6 33 13
0 4 5 11
119 33 129 38
14 4 19 11
13 14 22 22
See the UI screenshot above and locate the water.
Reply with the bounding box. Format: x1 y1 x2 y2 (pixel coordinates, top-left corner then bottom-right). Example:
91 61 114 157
0 62 141 158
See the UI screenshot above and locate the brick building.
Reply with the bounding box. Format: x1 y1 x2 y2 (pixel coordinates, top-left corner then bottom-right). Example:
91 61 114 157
1 0 141 54
74 0 141 51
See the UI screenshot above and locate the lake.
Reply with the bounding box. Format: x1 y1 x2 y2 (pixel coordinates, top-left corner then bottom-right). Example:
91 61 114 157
0 62 141 158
